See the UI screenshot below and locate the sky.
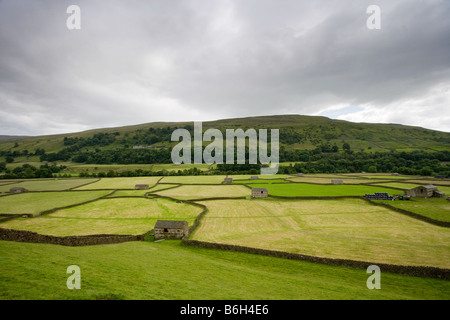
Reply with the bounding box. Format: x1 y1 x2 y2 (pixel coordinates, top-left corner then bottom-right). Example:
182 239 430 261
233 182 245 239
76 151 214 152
0 0 449 136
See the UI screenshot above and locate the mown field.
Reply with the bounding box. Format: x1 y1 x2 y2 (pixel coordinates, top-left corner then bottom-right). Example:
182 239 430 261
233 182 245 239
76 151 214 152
192 198 450 269
1 240 449 300
0 197 201 236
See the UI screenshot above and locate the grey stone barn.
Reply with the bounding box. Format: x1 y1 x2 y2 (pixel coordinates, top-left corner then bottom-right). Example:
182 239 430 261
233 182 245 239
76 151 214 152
331 179 344 185
10 187 28 194
223 177 233 184
404 185 440 198
252 188 268 198
250 176 259 180
135 184 149 190
154 220 189 240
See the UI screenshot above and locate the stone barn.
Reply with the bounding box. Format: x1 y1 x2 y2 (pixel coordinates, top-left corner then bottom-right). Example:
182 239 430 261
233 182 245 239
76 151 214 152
331 179 344 185
154 220 189 240
297 173 304 177
10 187 28 194
404 185 438 198
252 188 268 198
250 176 259 180
223 177 233 184
135 184 149 190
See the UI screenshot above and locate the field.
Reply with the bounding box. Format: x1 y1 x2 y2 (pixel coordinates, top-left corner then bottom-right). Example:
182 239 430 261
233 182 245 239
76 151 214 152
0 190 110 215
247 183 401 197
0 174 449 300
2 240 449 300
192 198 450 268
0 198 202 236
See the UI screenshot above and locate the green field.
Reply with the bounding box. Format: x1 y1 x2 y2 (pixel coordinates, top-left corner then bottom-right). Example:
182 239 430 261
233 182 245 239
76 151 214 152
0 197 201 236
1 240 449 300
193 198 450 268
377 198 450 222
0 191 110 215
0 178 99 193
248 183 401 197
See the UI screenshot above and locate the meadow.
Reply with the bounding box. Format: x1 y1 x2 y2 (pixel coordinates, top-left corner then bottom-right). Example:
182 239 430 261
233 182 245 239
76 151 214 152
1 240 449 300
0 197 201 236
246 183 401 197
192 198 450 268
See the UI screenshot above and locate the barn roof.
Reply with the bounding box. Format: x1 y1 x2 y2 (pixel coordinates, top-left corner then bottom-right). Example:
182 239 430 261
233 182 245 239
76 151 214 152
154 220 188 229
252 188 268 192
420 185 437 190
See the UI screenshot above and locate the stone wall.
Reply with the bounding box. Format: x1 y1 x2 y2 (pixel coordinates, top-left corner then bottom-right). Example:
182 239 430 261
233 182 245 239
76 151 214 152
0 228 151 246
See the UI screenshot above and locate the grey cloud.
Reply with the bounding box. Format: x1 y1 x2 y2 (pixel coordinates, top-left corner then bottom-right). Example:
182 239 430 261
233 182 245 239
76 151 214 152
0 0 449 135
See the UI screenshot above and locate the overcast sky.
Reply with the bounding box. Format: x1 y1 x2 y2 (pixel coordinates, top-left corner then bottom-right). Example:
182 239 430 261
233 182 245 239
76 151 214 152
0 0 449 136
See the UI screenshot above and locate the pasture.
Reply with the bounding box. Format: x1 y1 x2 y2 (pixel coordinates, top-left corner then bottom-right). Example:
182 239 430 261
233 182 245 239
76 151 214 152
1 240 449 300
247 183 400 197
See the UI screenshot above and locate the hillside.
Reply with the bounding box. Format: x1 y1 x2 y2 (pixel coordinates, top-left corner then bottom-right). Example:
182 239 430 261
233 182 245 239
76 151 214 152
1 114 449 154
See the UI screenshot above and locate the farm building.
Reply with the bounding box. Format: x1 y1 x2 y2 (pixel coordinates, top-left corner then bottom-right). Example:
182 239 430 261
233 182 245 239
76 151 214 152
250 176 259 180
223 177 233 184
252 188 268 198
135 184 149 190
10 187 28 194
297 173 304 177
404 185 443 198
391 172 399 176
154 220 189 240
331 179 344 185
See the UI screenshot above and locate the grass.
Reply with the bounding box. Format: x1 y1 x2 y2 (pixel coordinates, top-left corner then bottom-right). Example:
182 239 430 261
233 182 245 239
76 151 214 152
192 198 450 268
0 198 202 236
75 177 161 190
248 183 401 197
0 191 110 215
1 240 449 300
153 185 250 200
377 198 450 222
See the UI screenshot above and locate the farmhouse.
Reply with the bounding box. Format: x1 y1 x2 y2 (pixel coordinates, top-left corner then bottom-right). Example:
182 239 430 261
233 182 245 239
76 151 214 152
222 177 233 184
135 184 149 190
10 187 28 194
154 220 189 240
404 185 443 198
252 188 268 198
331 179 344 185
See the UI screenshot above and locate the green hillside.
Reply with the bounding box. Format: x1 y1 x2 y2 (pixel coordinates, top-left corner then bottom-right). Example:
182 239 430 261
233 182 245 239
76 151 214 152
1 115 449 154
0 115 449 177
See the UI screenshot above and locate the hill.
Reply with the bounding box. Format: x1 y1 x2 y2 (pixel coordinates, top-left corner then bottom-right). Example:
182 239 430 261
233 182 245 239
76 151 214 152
1 114 449 154
0 115 449 177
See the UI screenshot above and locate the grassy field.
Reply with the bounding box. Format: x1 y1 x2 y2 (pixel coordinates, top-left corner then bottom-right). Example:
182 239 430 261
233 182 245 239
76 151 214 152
248 183 401 197
0 197 202 236
75 177 161 190
0 191 110 215
153 185 250 200
1 240 449 300
285 177 390 184
0 178 98 193
377 198 450 222
192 198 450 268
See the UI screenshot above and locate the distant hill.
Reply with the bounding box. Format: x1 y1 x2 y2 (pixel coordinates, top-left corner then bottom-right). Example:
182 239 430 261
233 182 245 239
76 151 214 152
1 114 449 155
